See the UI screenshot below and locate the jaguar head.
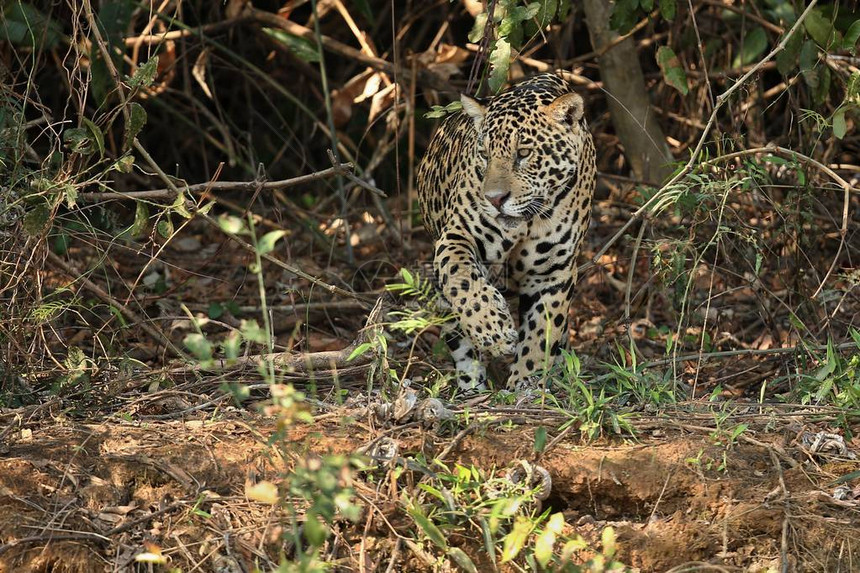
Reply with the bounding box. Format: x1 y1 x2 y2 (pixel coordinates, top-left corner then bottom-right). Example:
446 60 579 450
461 88 586 224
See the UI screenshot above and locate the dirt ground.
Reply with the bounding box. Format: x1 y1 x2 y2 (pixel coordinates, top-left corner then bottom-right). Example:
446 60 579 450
1 406 858 572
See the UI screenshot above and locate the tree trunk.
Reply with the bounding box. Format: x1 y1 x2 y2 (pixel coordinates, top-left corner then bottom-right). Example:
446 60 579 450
582 0 673 183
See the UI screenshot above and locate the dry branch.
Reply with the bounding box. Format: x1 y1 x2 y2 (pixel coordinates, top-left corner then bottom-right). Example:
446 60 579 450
171 298 384 375
77 162 365 202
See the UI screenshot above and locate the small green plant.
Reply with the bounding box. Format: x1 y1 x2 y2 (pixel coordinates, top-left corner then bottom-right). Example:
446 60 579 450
278 454 363 571
606 340 677 407
385 268 453 335
401 460 629 571
546 350 636 441
791 334 860 416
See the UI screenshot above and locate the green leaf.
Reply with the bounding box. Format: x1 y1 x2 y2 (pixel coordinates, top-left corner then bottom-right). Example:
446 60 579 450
559 0 573 21
850 327 860 348
534 426 547 453
0 3 61 49
82 118 105 158
844 20 860 54
23 204 50 236
659 0 676 21
347 342 374 361
609 0 640 34
208 302 224 319
640 0 654 11
799 40 820 89
63 127 93 155
169 191 194 219
656 46 689 95
130 201 149 237
832 108 847 139
814 65 831 105
124 102 147 149
447 548 477 573
534 0 558 28
732 26 768 68
90 54 113 107
776 31 802 75
98 0 135 46
804 9 840 49
156 218 173 238
217 214 247 235
262 28 321 62
468 12 488 44
501 516 533 563
63 184 78 209
240 319 267 344
52 233 69 255
834 470 860 484
114 155 135 173
408 506 448 550
184 333 213 362
303 513 328 547
546 512 565 534
534 526 556 567
257 230 288 255
417 483 445 501
602 525 617 558
488 37 512 93
477 517 497 563
129 56 159 89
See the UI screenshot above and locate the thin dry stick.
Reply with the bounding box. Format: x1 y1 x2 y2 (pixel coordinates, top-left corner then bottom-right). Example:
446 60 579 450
647 470 675 523
46 251 186 359
581 0 820 275
124 15 252 45
77 162 360 201
624 219 647 357
767 448 791 573
130 0 171 68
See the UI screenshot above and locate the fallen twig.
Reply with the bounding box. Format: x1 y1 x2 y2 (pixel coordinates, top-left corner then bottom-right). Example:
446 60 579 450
170 298 384 375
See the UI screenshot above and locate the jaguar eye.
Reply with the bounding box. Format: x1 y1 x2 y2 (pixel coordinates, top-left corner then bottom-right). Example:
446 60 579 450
517 148 532 159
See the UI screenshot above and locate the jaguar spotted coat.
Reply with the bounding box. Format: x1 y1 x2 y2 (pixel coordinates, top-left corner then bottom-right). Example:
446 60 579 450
416 73 596 391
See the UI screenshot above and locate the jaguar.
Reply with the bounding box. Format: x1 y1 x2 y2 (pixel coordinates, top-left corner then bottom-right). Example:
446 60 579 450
416 72 596 391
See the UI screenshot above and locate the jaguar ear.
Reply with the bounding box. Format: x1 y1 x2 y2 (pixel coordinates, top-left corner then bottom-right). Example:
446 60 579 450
460 94 486 130
543 93 584 130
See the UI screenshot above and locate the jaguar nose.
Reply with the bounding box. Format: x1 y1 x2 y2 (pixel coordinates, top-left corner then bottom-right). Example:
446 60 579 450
486 191 510 210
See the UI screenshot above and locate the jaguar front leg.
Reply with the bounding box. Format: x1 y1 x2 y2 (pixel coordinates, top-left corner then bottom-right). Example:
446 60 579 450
441 326 488 392
433 229 518 359
506 276 574 390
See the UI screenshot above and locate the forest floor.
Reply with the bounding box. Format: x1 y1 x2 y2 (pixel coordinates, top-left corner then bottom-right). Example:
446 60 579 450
1 173 858 572
0 409 859 572
3 184 860 571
